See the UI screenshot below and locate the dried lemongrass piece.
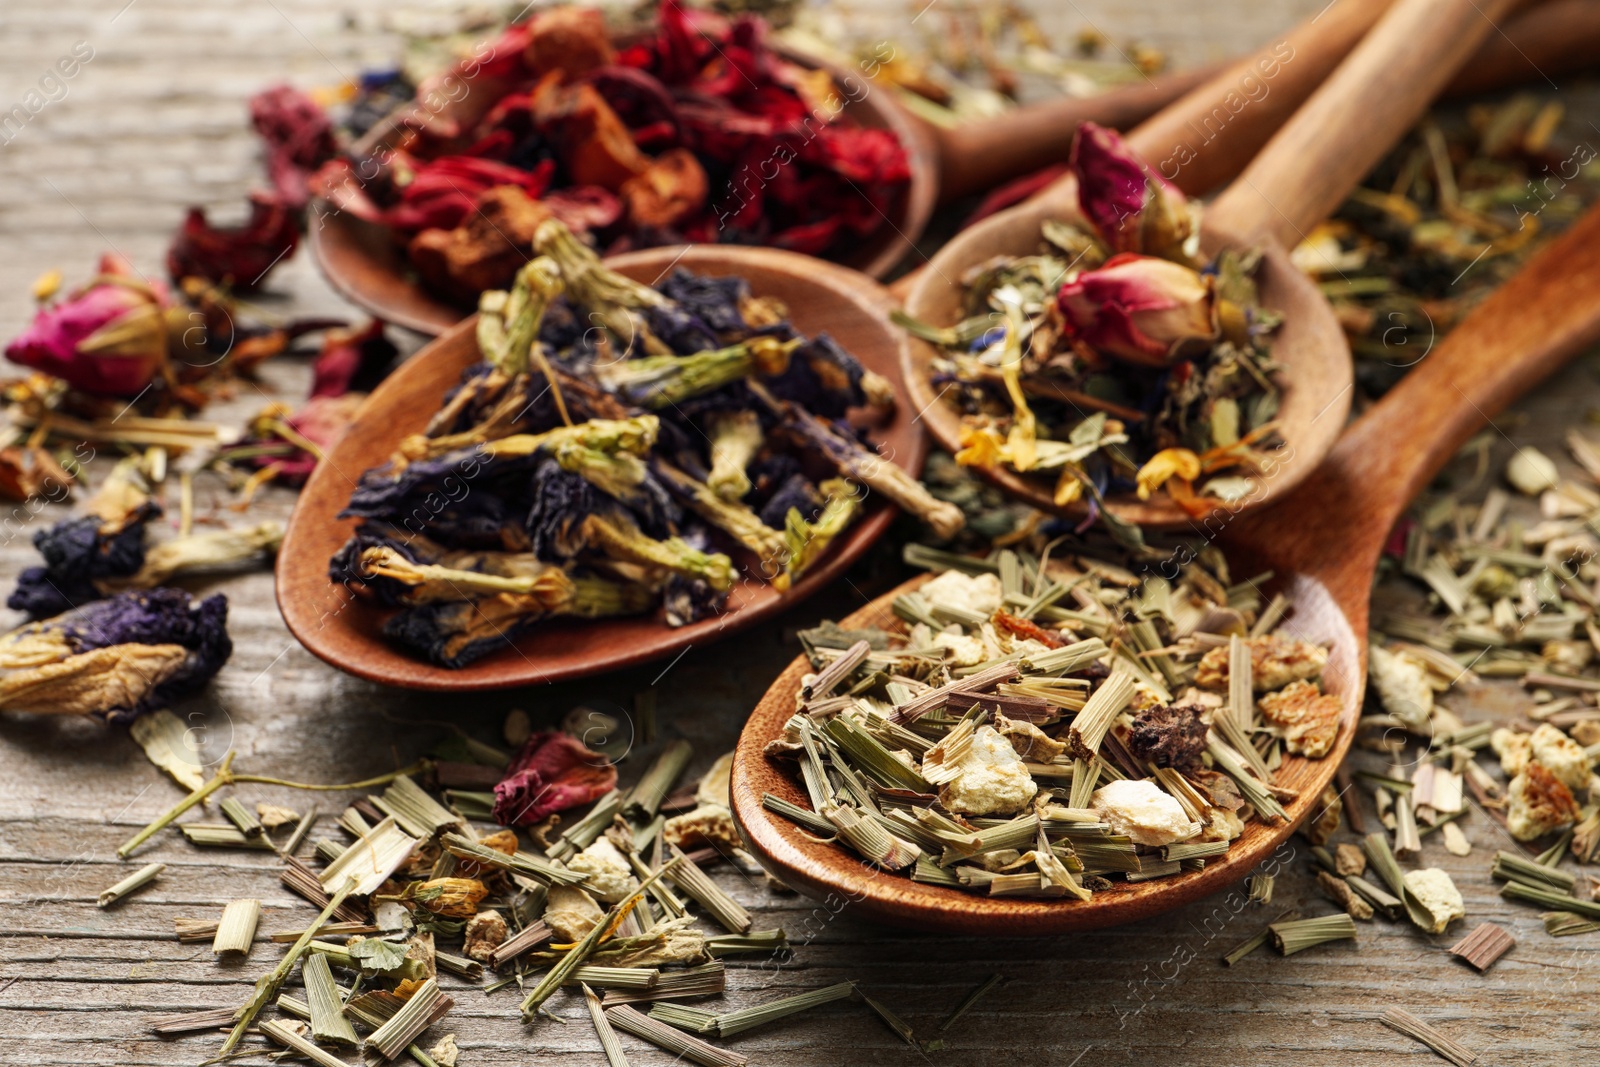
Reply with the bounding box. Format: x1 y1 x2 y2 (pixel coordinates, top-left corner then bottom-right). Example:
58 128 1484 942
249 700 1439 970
821 803 921 871
705 929 787 958
304 952 358 1046
938 974 1004 1032
1248 873 1276 905
174 917 219 943
1267 914 1357 955
601 961 726 1006
713 981 854 1037
1393 795 1422 855
98 862 164 907
269 921 376 943
605 1005 748 1067
258 1020 348 1067
761 793 833 836
1221 922 1277 966
547 791 626 862
212 898 260 956
220 796 264 838
375 775 461 839
1207 737 1287 821
562 966 659 991
319 815 418 897
283 804 319 856
180 823 276 849
1542 910 1600 936
1448 922 1515 972
1227 634 1254 732
369 977 444 1061
147 1006 235 1035
859 988 918 1047
1491 849 1576 891
665 845 752 934
1500 880 1600 919
650 1002 721 1033
1066 670 1136 760
584 983 631 1067
626 740 693 821
1380 1007 1480 1067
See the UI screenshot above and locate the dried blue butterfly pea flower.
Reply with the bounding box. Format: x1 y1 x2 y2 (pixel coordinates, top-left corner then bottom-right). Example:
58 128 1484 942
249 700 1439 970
7 508 156 619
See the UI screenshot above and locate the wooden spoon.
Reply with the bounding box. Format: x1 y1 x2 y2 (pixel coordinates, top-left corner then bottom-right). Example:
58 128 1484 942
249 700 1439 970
307 0 1591 335
731 195 1600 936
899 0 1534 529
276 247 925 691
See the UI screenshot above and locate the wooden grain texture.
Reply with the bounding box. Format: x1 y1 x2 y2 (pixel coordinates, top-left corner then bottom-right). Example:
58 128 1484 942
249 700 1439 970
1 1 1600 1065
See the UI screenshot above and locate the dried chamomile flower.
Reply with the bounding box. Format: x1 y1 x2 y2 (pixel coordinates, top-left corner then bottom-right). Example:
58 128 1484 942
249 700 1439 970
1258 680 1342 758
1090 779 1201 846
1195 635 1327 692
1506 762 1581 841
1401 868 1465 933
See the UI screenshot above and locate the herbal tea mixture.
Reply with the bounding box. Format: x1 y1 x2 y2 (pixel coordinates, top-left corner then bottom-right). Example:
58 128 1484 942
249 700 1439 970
312 0 912 305
761 540 1337 898
896 123 1284 517
119 715 898 1064
331 218 961 667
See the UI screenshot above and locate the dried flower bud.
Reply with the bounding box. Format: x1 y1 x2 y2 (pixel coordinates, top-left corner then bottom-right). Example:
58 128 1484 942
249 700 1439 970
5 254 168 396
1070 122 1193 259
1055 254 1216 367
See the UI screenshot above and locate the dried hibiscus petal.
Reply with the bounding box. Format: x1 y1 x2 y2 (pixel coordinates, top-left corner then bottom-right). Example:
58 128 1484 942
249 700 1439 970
493 730 618 825
532 77 649 191
167 191 300 292
524 6 615 81
249 84 338 211
621 147 708 228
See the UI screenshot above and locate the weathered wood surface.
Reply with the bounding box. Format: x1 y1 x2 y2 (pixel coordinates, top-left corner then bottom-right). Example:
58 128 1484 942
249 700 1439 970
1 2 1598 1065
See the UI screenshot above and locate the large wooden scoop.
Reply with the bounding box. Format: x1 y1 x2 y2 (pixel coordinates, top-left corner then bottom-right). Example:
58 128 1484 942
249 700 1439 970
900 0 1540 529
731 195 1600 935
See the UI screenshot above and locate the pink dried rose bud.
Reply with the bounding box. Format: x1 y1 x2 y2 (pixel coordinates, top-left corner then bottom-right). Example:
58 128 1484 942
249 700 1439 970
1070 122 1192 258
5 254 169 397
493 730 618 826
1056 253 1217 367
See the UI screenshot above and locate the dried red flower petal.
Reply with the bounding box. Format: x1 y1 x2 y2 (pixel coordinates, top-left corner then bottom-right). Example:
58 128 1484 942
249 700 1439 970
493 730 618 826
249 84 338 211
167 191 300 291
533 77 650 191
386 155 555 232
310 319 396 398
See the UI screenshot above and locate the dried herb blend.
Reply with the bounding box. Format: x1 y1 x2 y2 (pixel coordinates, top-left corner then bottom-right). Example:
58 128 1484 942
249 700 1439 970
332 218 959 667
313 0 912 304
896 123 1283 520
762 541 1340 898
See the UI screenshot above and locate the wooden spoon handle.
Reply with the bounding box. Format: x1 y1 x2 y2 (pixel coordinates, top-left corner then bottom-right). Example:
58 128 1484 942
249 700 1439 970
1124 0 1390 197
1204 0 1525 248
1256 200 1600 577
1449 0 1600 95
927 64 1221 203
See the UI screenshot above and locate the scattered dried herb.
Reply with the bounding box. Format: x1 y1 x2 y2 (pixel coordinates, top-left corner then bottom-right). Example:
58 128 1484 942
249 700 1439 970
896 123 1283 527
1380 1007 1480 1067
1448 922 1515 972
765 547 1330 900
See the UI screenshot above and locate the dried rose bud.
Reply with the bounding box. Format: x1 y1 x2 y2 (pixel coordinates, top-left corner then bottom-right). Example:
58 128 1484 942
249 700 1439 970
1056 253 1216 367
5 254 169 396
1070 122 1192 259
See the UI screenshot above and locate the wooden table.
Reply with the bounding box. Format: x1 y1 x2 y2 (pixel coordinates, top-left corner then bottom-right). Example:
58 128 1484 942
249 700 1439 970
1 2 1597 1065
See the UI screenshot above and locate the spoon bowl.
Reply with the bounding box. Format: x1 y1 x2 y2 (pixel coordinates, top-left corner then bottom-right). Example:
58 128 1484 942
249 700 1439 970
731 194 1600 934
277 245 923 691
900 0 1533 529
